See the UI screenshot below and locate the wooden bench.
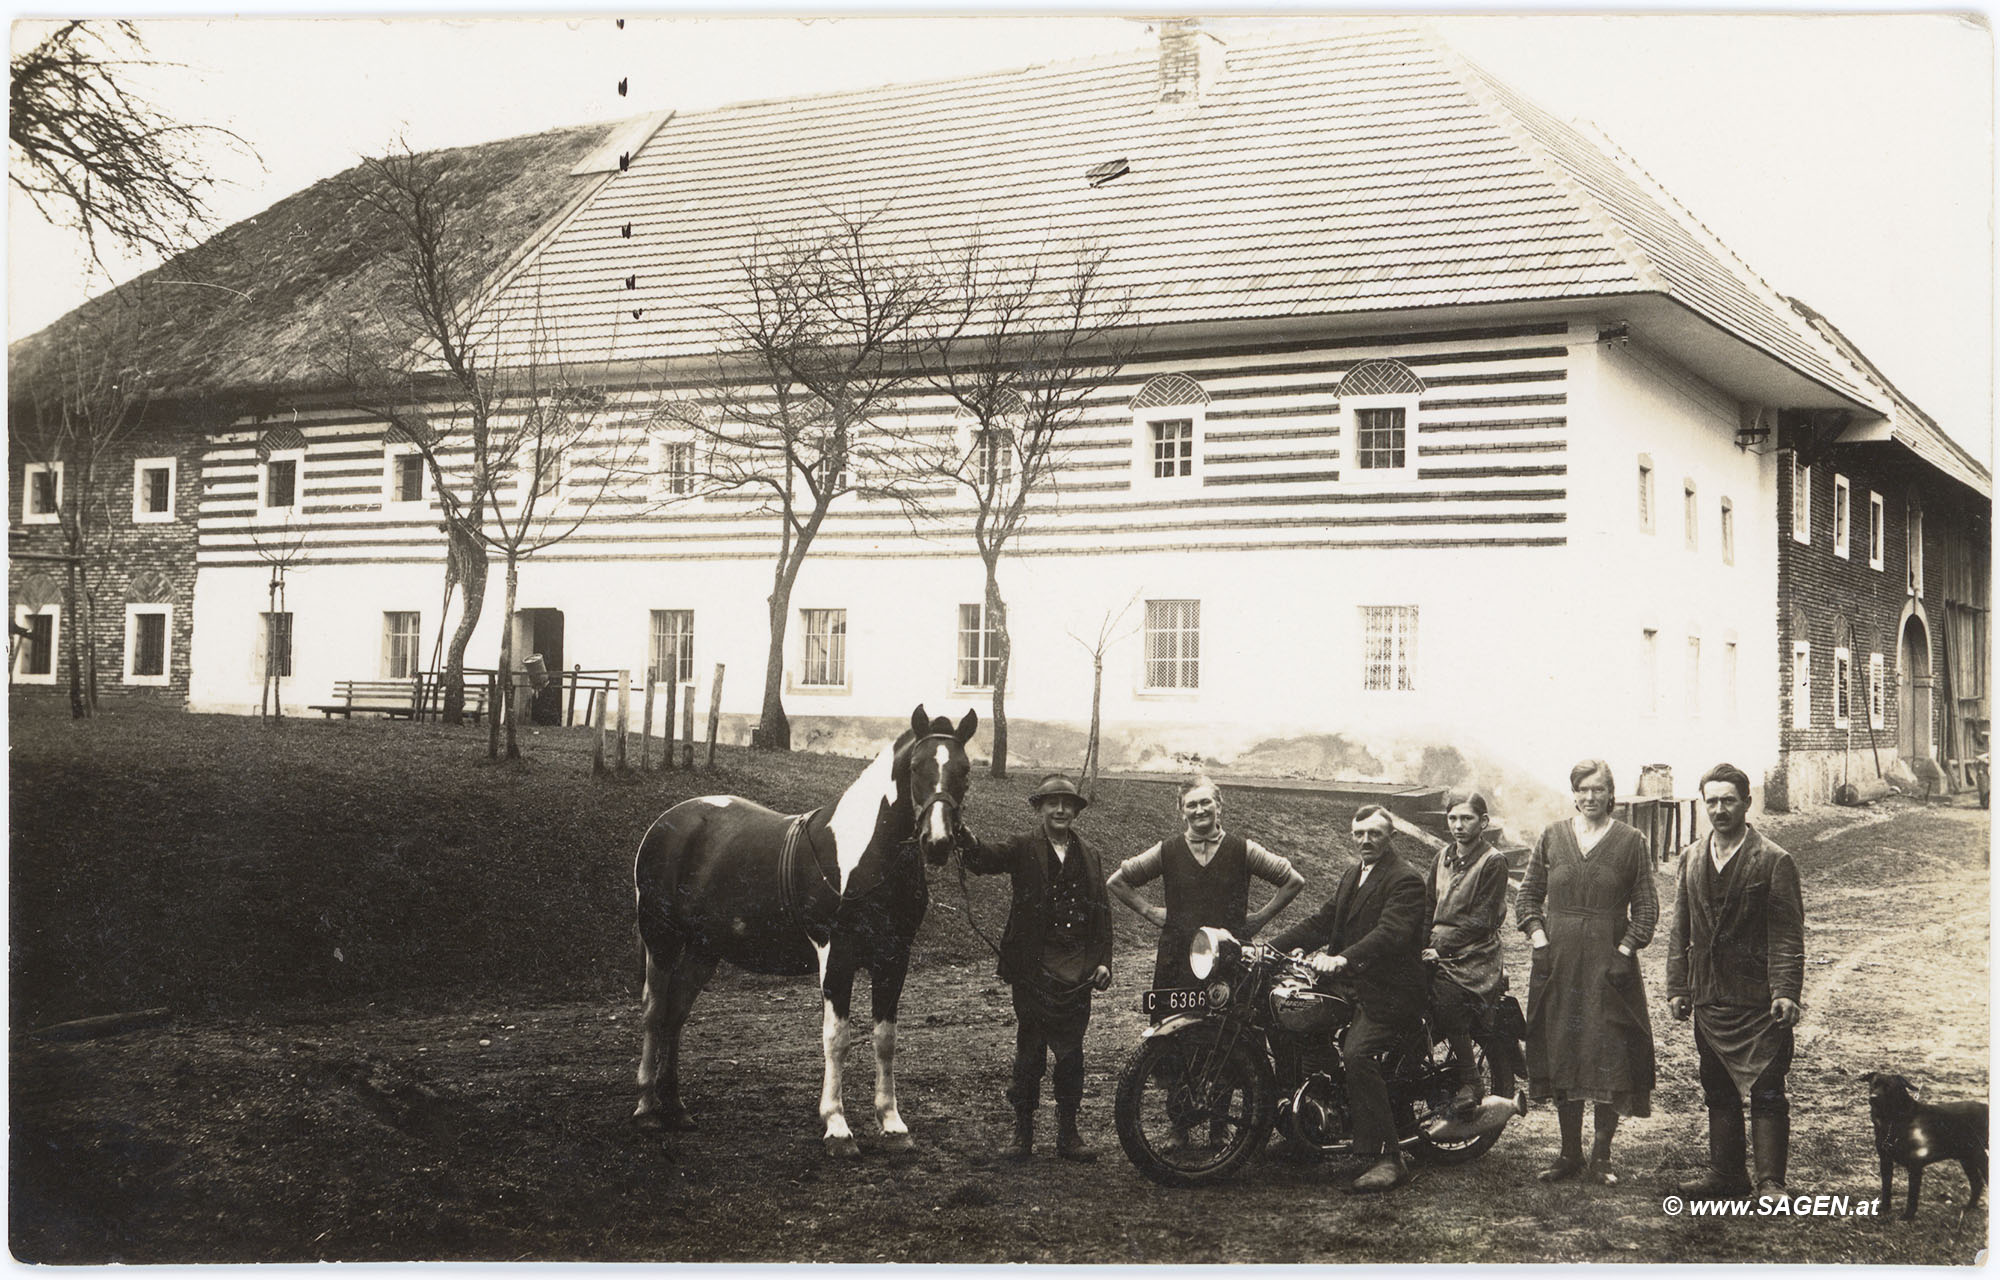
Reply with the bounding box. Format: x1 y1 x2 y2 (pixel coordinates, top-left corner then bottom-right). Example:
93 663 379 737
311 680 423 720
412 675 490 724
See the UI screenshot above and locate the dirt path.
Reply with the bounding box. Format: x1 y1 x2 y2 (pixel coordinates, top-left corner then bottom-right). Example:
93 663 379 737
10 800 1988 1264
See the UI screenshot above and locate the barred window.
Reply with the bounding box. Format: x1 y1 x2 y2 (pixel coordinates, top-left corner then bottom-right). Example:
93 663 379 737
393 453 424 504
1869 652 1886 729
657 440 695 496
17 608 55 677
956 603 1001 689
800 608 847 687
1150 419 1194 479
1361 605 1418 692
264 457 298 510
1790 455 1810 544
1833 474 1852 558
1354 408 1407 471
972 429 1014 492
1834 646 1853 728
383 611 421 679
649 609 694 684
1144 599 1200 690
134 458 175 521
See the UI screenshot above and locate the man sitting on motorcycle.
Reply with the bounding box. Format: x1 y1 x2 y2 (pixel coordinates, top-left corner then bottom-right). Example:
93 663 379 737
1270 805 1429 1194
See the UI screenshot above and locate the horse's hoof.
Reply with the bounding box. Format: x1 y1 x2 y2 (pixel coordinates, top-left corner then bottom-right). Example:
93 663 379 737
824 1135 862 1159
880 1131 917 1154
633 1107 696 1133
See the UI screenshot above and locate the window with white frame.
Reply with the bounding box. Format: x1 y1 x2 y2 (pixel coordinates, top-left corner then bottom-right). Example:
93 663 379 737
1360 605 1417 693
1790 454 1811 544
1833 474 1851 559
956 602 1002 690
124 604 171 685
1907 496 1924 597
1144 599 1201 691
1149 419 1195 479
970 427 1016 493
799 608 847 688
1833 645 1853 728
22 462 63 525
382 611 421 679
12 605 58 682
1720 497 1735 565
258 611 294 680
384 446 427 508
1339 360 1423 482
1640 628 1659 715
1131 373 1209 487
133 457 177 522
653 437 697 497
1791 640 1812 729
1868 491 1885 571
813 439 850 494
1725 640 1739 718
261 450 303 515
1636 455 1654 533
648 609 694 685
1352 408 1408 473
1869 651 1886 728
1686 634 1701 717
1683 479 1698 550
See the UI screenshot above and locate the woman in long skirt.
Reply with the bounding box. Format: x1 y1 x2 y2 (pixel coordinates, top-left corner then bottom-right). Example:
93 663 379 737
1517 758 1658 1185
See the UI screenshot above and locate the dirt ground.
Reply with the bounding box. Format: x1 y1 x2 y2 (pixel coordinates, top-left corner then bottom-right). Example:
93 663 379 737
8 719 1991 1263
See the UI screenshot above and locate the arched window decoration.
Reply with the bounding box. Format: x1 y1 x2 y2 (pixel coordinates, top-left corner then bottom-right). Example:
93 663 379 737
1338 359 1426 398
1832 614 1852 651
127 570 173 604
1788 604 1812 644
17 572 60 611
256 426 307 458
1131 373 1209 411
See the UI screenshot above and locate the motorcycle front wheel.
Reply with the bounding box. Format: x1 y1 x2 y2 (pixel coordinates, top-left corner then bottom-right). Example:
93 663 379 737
1114 1025 1276 1188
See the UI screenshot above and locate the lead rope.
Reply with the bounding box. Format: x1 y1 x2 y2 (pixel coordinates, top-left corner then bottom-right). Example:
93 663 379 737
948 830 1098 998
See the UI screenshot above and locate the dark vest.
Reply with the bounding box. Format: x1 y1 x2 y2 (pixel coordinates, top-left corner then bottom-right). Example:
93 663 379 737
1152 832 1250 990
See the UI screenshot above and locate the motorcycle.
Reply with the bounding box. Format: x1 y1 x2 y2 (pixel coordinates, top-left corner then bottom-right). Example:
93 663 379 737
1113 926 1523 1187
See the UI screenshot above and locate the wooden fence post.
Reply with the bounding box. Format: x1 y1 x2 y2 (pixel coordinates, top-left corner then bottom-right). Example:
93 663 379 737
705 663 725 769
681 686 696 770
566 663 581 727
592 680 610 774
614 669 631 772
662 676 679 772
641 678 656 771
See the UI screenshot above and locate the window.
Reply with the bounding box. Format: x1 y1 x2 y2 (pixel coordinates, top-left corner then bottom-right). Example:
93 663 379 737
649 609 695 685
1833 645 1853 729
971 428 1015 492
1640 628 1659 716
258 611 294 680
1907 497 1924 597
1869 652 1886 729
1339 360 1423 483
384 447 426 508
133 457 177 522
1350 408 1407 473
382 611 421 679
22 462 62 525
1791 640 1811 730
12 606 58 683
1790 454 1810 544
654 438 696 497
123 605 171 685
1720 497 1735 565
1686 634 1701 717
954 602 1002 690
1725 641 1739 718
261 450 303 515
1144 599 1202 691
1149 419 1195 479
1868 491 1885 571
1636 456 1654 533
1360 605 1418 693
1833 474 1851 559
799 608 847 688
1683 479 1698 550
814 441 850 494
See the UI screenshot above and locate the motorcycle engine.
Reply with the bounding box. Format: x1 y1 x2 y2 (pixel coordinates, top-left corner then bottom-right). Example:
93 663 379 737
1278 1074 1351 1149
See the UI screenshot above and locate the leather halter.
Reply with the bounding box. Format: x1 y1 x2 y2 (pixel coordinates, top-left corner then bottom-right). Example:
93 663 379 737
906 731 967 845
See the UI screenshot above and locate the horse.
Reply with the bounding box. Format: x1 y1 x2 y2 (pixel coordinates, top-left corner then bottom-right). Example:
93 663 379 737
632 704 978 1156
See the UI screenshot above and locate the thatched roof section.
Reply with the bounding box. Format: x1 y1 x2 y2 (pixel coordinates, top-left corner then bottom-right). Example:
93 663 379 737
9 119 623 406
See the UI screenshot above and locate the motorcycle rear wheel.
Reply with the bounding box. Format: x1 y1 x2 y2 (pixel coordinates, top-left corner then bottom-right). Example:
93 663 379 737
1409 1042 1505 1166
1114 1026 1276 1188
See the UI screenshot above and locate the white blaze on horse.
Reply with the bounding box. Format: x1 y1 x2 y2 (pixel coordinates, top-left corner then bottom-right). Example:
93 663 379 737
632 705 978 1156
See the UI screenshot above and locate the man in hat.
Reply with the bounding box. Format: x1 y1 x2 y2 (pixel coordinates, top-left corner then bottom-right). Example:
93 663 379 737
1107 774 1304 1016
958 773 1115 1161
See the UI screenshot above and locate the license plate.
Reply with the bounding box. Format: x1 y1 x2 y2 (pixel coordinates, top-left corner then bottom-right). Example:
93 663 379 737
1141 987 1208 1017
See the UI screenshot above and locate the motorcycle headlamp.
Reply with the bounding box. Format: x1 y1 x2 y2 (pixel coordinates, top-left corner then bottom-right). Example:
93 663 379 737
1188 926 1241 982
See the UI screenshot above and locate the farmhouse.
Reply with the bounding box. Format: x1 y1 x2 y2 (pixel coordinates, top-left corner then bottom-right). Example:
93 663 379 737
9 21 1988 817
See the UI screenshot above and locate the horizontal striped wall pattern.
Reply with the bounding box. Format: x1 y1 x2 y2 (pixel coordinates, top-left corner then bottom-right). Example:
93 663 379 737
194 321 1571 567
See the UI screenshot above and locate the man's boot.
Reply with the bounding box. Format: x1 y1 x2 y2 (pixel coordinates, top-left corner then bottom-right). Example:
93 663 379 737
1679 1108 1751 1198
1005 1108 1035 1161
1056 1105 1097 1162
1752 1113 1789 1193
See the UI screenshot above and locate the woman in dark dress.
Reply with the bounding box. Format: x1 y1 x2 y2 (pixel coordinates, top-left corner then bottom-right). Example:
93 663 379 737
1517 759 1658 1186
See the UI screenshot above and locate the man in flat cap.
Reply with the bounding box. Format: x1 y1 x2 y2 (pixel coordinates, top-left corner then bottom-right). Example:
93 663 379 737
959 773 1115 1161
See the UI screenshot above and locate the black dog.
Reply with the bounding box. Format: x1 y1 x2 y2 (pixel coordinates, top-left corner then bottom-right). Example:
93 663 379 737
1863 1072 1988 1221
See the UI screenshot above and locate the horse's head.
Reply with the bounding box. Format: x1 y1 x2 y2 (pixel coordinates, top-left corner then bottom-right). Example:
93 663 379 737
902 704 978 866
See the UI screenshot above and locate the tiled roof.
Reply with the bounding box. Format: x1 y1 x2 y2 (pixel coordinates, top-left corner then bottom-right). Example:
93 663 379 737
474 23 1885 413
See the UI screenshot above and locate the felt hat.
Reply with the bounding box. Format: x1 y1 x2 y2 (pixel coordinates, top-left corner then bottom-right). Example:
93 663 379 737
1027 773 1088 810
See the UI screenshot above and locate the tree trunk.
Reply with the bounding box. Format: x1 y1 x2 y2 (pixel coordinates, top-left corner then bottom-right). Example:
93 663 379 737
984 563 1010 778
62 559 85 719
77 541 99 712
757 565 799 752
1085 649 1105 799
501 554 521 760
441 524 487 724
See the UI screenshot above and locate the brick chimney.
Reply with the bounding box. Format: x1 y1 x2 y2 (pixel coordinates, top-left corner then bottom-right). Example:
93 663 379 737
1156 17 1222 109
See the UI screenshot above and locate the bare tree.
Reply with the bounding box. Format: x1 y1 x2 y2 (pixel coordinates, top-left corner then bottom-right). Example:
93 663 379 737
336 147 651 758
248 513 310 720
681 210 944 751
10 21 253 265
903 242 1134 776
8 301 161 717
1069 592 1142 801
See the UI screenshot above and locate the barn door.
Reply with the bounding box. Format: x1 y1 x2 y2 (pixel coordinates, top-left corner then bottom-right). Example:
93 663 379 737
1899 616 1930 762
